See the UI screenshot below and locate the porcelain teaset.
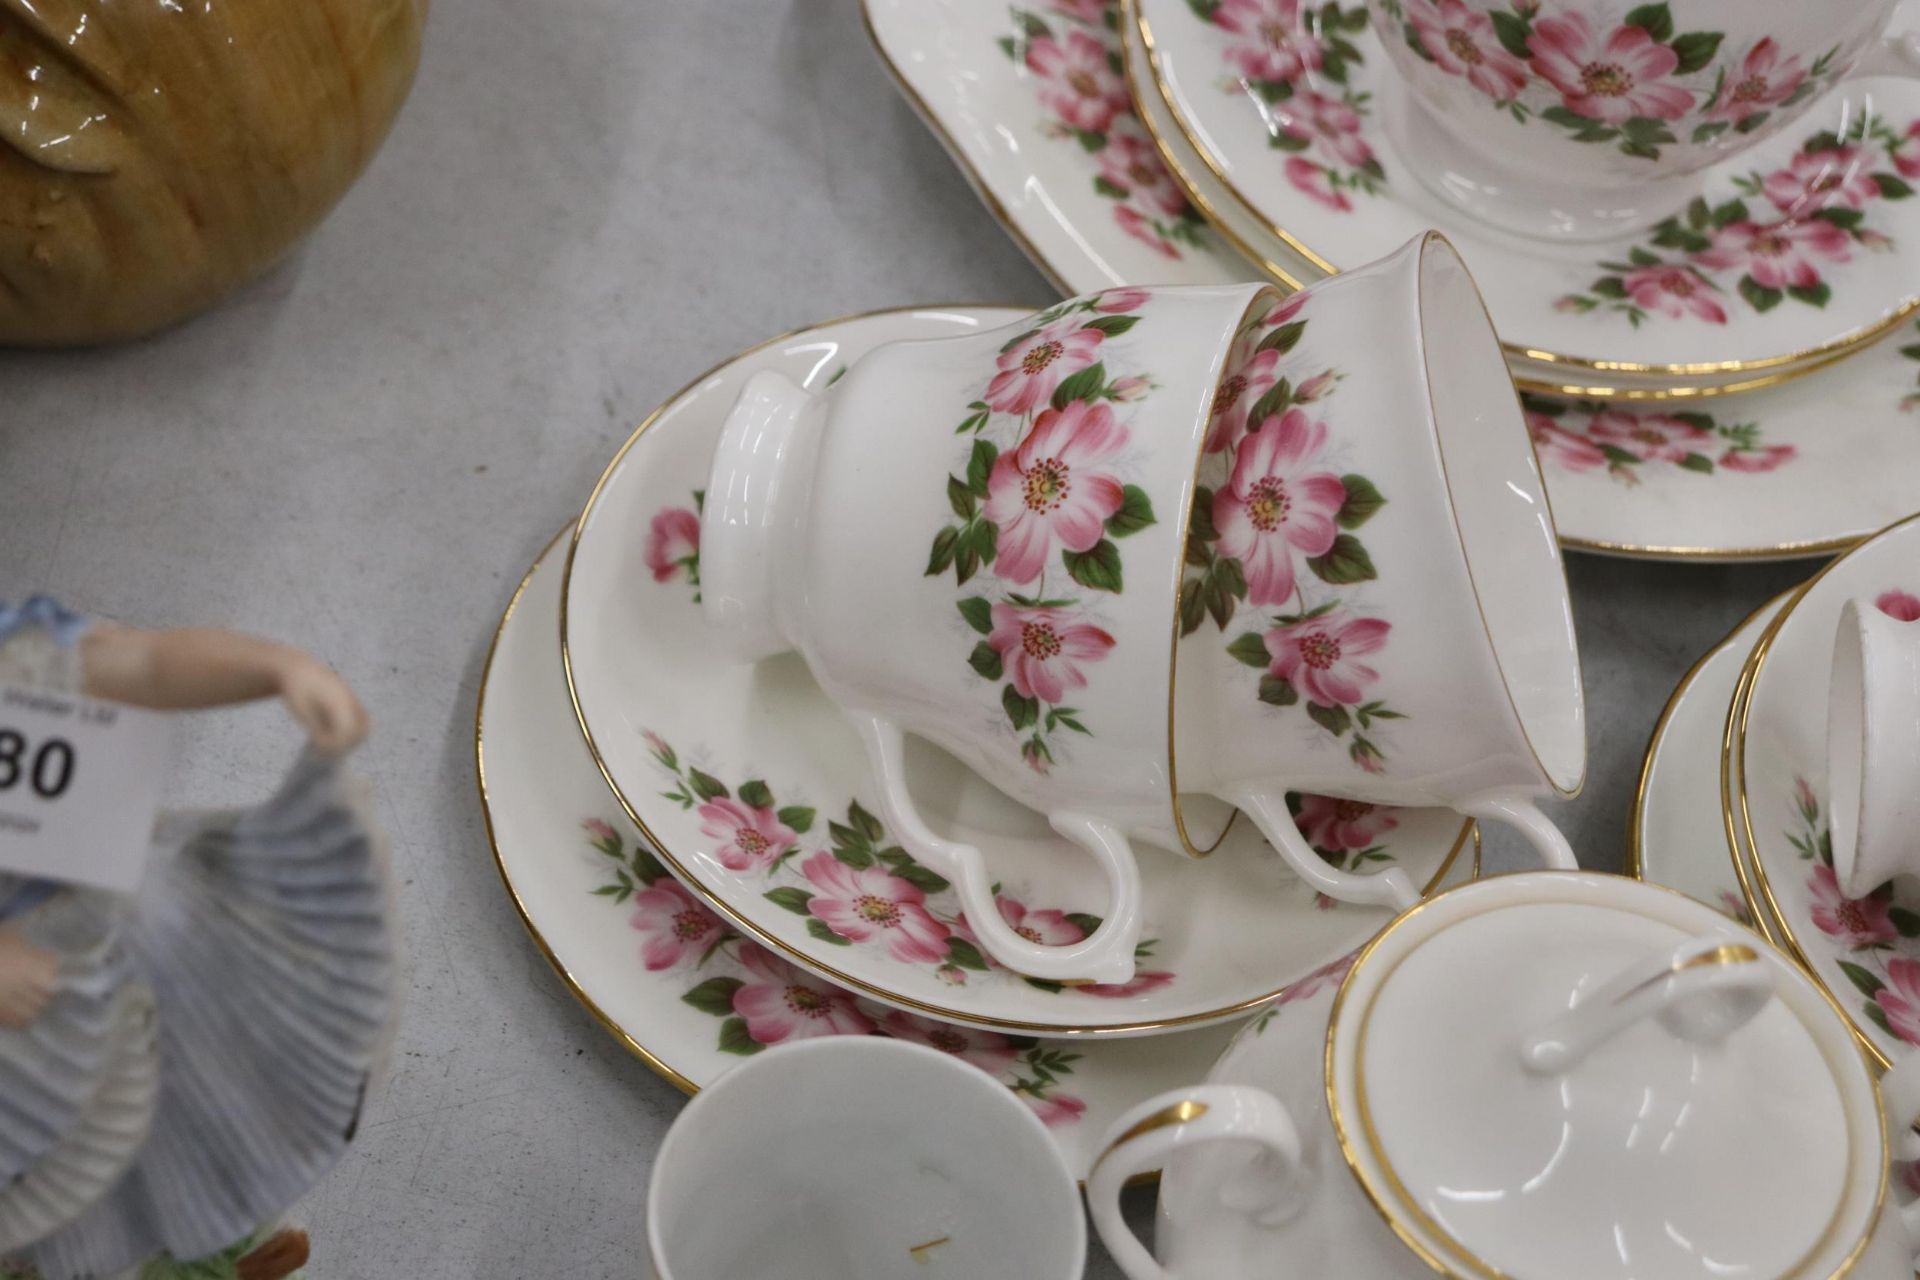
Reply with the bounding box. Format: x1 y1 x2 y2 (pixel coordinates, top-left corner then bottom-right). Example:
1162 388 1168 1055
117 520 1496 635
469 0 1920 1274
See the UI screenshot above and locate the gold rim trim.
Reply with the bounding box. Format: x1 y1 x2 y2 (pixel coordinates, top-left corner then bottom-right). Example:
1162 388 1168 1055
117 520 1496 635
476 528 700 1097
1727 509 1920 1072
1325 876 1885 1280
1128 0 1920 392
1627 589 1796 883
559 304 1474 1037
1565 531 1866 563
1093 1099 1212 1172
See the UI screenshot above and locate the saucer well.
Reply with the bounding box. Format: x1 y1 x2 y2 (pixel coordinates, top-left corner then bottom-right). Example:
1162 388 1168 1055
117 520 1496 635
561 306 1474 1038
1728 511 1920 1067
480 532 1272 1179
1133 0 1920 389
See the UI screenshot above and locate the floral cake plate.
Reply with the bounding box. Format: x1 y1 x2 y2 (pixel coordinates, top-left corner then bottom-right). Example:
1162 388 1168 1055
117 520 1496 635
560 306 1475 1039
482 532 1295 1180
1728 511 1920 1069
1135 0 1920 390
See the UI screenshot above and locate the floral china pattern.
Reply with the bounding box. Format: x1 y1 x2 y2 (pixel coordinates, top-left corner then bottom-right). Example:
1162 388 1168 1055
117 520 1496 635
1377 0 1847 164
1187 0 1386 211
1002 2 1213 260
1554 113 1918 325
926 289 1161 774
644 491 703 600
581 816 1091 1127
1182 292 1404 772
1522 393 1795 483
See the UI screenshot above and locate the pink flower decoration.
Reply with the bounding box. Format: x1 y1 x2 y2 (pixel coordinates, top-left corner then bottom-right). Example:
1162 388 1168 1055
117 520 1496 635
1903 1159 1920 1199
1278 953 1354 1004
1284 156 1350 211
984 400 1129 583
802 851 952 964
1706 38 1807 124
1407 0 1528 100
1893 122 1920 181
1877 591 1920 622
1262 294 1306 328
1718 891 1753 926
1718 444 1796 473
644 507 700 583
581 817 618 845
1076 970 1176 998
1213 0 1324 85
990 895 1090 947
1095 285 1154 314
1283 90 1373 168
1109 375 1152 401
698 797 799 872
731 945 876 1043
1527 13 1691 124
1265 607 1390 708
1762 147 1879 218
1026 30 1131 135
1527 414 1609 473
1113 205 1181 259
989 602 1116 705
629 878 726 970
1206 339 1285 453
1213 409 1346 606
1023 1092 1089 1127
984 316 1107 417
1621 263 1727 324
642 730 674 763
1795 775 1820 817
1097 123 1190 219
1807 863 1898 947
1584 409 1713 463
1695 218 1851 291
881 1010 1021 1073
1296 793 1398 852
1048 0 1110 23
1293 370 1336 402
1877 955 1920 1046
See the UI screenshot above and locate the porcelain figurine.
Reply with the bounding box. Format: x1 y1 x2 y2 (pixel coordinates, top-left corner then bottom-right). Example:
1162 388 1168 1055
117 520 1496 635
0 596 392 1280
0 0 426 346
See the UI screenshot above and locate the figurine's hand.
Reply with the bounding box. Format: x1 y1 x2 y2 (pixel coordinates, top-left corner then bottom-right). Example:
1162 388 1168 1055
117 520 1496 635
0 928 58 1029
277 654 370 754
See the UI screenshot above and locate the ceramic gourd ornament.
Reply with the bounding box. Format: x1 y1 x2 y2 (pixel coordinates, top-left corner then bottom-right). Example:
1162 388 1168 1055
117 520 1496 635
0 596 394 1280
0 0 426 346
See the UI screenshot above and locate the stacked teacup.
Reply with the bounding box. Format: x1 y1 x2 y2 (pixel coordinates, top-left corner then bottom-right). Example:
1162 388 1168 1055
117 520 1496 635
700 232 1586 984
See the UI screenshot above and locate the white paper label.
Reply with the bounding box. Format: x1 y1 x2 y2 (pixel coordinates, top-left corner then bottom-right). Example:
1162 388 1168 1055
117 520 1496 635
0 683 173 893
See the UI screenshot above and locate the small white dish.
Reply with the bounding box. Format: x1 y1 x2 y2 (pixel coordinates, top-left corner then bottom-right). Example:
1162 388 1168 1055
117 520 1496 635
1826 595 1920 897
559 307 1474 1037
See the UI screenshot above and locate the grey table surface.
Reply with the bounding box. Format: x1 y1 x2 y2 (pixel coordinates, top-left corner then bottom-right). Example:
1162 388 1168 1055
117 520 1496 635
0 1 1824 1275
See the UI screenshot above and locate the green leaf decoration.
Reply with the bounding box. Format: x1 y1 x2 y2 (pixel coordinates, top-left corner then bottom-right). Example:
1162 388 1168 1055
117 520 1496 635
1064 538 1124 592
890 861 952 894
1259 675 1299 706
1084 314 1141 336
955 408 990 434
632 845 669 885
955 535 980 585
1622 2 1672 40
717 1016 763 1056
736 779 773 809
1247 378 1295 427
1669 29 1721 73
946 937 990 970
1189 486 1220 542
1876 172 1915 199
775 805 815 834
1092 176 1127 199
849 800 885 843
967 440 999 498
1589 276 1629 300
1541 105 1588 129
1691 119 1730 144
806 917 853 946
1864 1001 1896 1037
948 474 976 520
1227 631 1272 669
1627 245 1661 267
687 768 729 802
682 976 744 1018
1738 276 1782 312
926 526 960 576
1335 474 1385 529
1840 960 1886 999
1066 911 1105 937
831 839 875 869
1269 129 1313 152
829 819 867 853
1813 206 1864 230
1180 579 1207 635
1306 701 1353 736
969 640 1006 680
1214 554 1247 600
1106 484 1157 537
1679 453 1715 474
1051 361 1108 410
764 886 814 915
1003 685 1041 730
1307 534 1377 584
957 596 994 635
1787 282 1832 308
1488 8 1532 58
1259 320 1307 356
1891 907 1920 938
1205 570 1236 630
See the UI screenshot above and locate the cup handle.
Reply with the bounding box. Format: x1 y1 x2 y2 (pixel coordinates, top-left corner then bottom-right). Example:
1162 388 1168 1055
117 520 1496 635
1880 1053 1920 1164
1087 1084 1306 1280
1457 794 1578 870
1223 783 1419 910
846 711 1143 984
1854 28 1920 79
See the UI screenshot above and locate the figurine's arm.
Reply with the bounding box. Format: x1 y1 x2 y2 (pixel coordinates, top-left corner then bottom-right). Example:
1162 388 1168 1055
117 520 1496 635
78 625 370 754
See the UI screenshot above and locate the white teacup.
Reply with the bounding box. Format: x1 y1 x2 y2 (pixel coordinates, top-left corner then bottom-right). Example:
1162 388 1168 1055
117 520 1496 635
1826 594 1920 897
646 1037 1084 1280
1089 871 1920 1280
1370 0 1920 240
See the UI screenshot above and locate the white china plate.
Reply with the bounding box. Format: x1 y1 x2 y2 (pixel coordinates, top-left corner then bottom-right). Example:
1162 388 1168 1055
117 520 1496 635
560 307 1474 1037
1730 512 1920 1068
1134 0 1920 382
478 531 1422 1180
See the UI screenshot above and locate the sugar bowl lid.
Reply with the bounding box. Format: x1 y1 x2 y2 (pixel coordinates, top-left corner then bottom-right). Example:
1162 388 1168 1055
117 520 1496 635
1325 872 1885 1280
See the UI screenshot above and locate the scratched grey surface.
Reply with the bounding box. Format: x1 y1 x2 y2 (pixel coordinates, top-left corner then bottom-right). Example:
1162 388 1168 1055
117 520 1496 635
0 1 1823 1275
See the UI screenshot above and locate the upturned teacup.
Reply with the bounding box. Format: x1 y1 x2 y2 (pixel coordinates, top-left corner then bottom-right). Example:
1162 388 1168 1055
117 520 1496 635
1826 594 1920 897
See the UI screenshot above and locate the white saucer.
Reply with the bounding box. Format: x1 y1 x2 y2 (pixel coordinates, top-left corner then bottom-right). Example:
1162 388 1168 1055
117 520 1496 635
1728 512 1920 1068
1134 0 1920 385
561 306 1475 1038
483 532 1477 1178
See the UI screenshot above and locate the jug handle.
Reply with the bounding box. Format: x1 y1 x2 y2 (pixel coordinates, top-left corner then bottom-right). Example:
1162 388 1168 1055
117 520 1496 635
1087 1084 1306 1280
847 711 1143 984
